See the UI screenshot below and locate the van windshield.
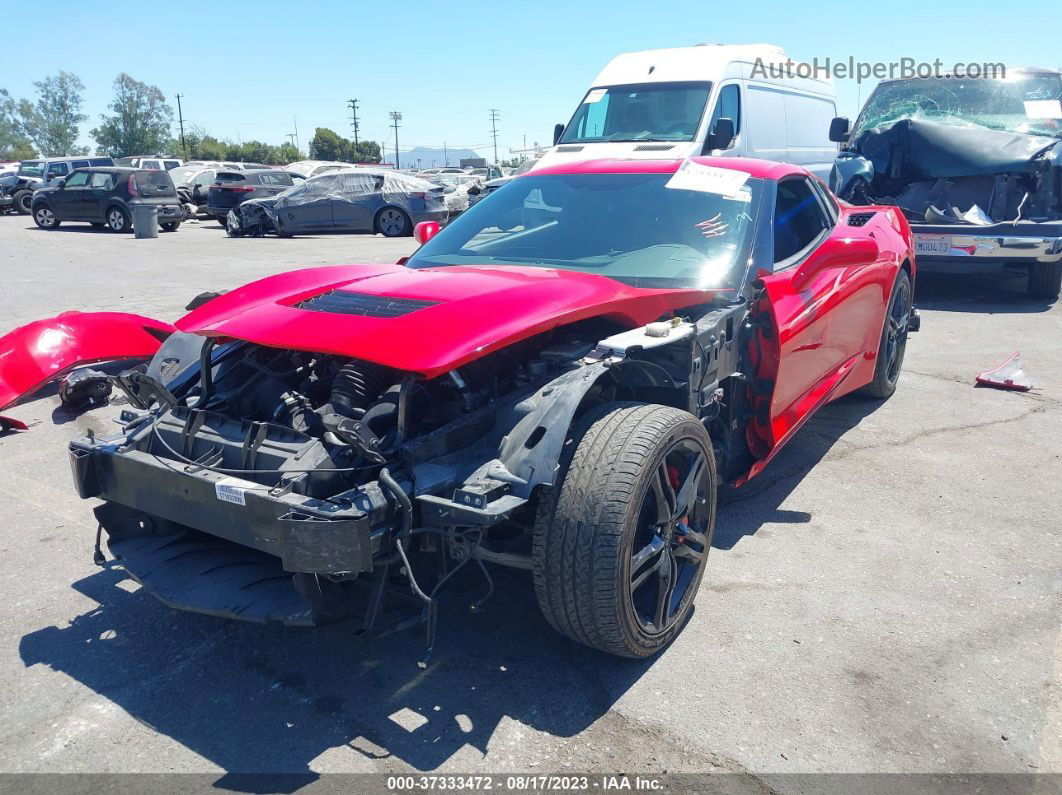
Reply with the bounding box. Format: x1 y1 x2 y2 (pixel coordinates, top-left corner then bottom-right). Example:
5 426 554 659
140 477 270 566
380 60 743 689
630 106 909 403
559 82 712 144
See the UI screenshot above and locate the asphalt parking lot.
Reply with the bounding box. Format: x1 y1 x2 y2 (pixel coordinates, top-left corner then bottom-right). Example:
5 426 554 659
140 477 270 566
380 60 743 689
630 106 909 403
0 216 1058 783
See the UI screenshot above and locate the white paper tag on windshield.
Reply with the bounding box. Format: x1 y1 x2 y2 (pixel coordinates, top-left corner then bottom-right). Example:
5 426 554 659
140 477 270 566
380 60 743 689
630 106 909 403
215 477 249 506
1023 99 1062 119
584 88 607 104
665 160 750 197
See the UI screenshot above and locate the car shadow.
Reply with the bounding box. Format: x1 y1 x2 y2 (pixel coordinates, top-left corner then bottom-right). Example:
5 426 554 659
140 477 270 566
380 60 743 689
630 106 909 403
18 393 880 781
713 394 881 550
915 270 1056 314
19 560 653 783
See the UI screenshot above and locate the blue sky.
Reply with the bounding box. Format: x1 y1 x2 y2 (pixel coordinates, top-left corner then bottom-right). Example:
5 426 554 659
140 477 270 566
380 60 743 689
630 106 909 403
1 0 1056 159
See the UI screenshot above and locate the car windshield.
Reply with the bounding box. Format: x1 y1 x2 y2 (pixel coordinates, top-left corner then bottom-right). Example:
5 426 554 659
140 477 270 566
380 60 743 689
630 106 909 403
169 166 203 186
852 74 1062 138
18 161 44 177
406 170 759 290
560 82 712 144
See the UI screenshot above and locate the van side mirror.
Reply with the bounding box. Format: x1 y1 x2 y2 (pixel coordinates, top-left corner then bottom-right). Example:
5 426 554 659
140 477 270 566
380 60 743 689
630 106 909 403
829 117 850 143
706 117 735 152
553 123 565 146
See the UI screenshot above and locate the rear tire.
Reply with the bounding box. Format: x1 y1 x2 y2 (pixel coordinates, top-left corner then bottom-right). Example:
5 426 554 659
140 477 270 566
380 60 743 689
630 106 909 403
106 206 131 233
375 207 411 237
217 216 228 227
1028 262 1062 300
533 403 717 658
859 269 913 399
14 190 32 215
161 220 181 232
32 204 59 229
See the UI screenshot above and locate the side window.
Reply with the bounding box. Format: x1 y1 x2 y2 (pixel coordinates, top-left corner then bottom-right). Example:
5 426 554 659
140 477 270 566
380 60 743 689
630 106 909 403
72 160 90 170
64 171 91 187
90 172 115 190
46 162 70 178
773 178 828 265
141 160 161 170
808 176 839 223
260 172 294 186
164 160 180 169
709 84 742 138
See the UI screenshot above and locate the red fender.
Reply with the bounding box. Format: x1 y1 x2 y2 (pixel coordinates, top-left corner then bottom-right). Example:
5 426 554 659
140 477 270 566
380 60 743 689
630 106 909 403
0 311 174 421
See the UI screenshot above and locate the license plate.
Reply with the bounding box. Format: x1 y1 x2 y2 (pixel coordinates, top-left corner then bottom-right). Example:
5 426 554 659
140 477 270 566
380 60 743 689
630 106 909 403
915 235 952 256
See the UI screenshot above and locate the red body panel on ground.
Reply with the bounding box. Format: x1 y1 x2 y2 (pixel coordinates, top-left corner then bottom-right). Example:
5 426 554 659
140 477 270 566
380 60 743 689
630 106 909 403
0 311 173 419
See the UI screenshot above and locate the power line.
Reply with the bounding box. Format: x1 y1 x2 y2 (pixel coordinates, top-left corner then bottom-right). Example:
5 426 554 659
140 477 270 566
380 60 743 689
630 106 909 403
347 98 360 148
489 108 501 165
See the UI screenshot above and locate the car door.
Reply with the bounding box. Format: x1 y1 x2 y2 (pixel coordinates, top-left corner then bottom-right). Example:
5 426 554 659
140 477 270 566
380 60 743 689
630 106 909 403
49 170 91 218
752 175 885 454
43 161 70 188
330 172 377 231
85 171 117 219
277 175 335 232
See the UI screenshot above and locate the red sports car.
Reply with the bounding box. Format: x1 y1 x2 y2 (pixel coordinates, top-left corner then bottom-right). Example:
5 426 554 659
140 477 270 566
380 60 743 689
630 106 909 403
10 156 918 660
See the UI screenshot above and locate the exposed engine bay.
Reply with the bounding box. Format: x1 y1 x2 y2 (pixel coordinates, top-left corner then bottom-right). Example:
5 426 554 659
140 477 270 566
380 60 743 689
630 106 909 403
69 302 749 660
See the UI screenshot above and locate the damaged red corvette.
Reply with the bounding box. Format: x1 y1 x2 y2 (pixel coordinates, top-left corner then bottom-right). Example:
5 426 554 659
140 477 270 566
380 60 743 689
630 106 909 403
11 157 919 660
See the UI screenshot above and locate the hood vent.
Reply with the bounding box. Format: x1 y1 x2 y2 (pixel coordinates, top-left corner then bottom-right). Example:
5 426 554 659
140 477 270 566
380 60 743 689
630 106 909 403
294 290 439 318
633 144 675 152
555 145 584 152
846 211 877 227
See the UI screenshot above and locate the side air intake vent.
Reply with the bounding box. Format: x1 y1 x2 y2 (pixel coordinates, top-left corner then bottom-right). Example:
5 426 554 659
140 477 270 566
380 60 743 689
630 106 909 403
555 145 584 152
846 212 876 227
294 291 439 318
633 144 675 151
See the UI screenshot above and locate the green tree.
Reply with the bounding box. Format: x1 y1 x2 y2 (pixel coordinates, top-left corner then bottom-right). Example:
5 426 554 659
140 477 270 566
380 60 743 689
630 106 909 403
276 141 302 163
91 73 174 157
350 140 382 163
309 127 347 160
17 72 87 156
0 89 37 159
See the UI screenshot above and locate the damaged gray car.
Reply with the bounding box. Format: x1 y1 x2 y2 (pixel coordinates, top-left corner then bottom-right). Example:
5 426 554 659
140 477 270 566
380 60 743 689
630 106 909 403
830 68 1062 298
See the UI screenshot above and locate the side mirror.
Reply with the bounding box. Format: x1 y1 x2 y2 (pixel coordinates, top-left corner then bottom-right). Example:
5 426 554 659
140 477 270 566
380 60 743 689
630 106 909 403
706 117 736 152
553 123 565 146
54 178 67 188
829 116 850 143
413 220 440 245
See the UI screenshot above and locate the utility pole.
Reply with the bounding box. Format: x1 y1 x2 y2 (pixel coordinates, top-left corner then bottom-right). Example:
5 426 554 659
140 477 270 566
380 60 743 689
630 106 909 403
175 93 187 159
293 116 300 155
489 108 501 165
389 111 402 169
443 141 448 166
347 98 360 150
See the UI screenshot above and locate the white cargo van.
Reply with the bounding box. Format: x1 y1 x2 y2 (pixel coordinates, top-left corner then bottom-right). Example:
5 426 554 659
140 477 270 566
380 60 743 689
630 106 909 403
538 44 838 179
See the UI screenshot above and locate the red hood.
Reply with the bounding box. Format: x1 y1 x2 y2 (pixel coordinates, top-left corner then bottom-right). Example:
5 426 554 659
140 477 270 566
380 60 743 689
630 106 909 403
177 264 714 377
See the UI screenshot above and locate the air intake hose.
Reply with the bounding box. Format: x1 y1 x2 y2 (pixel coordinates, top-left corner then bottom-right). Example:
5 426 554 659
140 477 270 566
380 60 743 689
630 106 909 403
330 360 391 418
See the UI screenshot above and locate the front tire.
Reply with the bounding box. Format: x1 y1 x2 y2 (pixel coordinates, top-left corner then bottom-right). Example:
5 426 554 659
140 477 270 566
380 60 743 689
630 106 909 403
106 206 131 233
859 269 913 399
161 220 181 232
32 204 59 229
533 403 717 658
1028 262 1062 300
376 207 411 237
14 190 33 215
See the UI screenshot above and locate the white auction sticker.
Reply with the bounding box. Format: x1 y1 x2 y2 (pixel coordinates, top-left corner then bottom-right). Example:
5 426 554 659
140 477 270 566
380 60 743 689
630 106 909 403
215 477 249 506
584 88 607 104
666 160 750 197
1024 99 1062 119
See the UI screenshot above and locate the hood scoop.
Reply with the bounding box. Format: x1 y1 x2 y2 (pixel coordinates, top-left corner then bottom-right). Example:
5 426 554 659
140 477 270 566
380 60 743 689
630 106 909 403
294 290 439 318
633 144 675 151
555 145 584 152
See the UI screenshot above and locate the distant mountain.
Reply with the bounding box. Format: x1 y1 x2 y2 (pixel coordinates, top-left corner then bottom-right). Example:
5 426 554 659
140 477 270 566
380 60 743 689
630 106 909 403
394 146 479 169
